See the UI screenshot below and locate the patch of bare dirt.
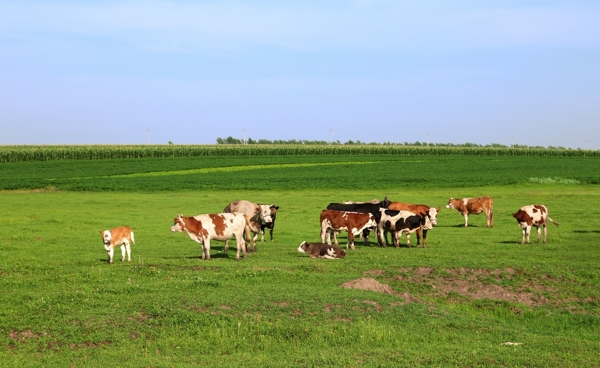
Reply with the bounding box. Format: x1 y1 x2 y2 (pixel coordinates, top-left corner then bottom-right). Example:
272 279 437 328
340 278 420 304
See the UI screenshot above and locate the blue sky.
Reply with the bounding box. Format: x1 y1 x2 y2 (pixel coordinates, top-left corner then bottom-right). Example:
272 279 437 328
1 1 599 147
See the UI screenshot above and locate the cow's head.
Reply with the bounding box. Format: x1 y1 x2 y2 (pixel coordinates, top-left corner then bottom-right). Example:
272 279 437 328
171 214 186 232
100 230 112 251
421 214 434 230
428 207 441 226
381 196 392 208
445 198 456 209
258 204 278 224
297 241 310 253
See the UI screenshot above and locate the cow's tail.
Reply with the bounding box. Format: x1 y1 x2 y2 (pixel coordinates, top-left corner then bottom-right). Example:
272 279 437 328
548 217 559 227
242 214 253 243
131 232 135 244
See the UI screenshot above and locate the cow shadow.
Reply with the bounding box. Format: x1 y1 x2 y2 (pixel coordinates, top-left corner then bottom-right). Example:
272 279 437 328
573 230 600 234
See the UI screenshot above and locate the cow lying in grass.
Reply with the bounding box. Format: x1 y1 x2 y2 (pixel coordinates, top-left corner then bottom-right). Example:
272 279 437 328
171 213 250 261
297 241 346 259
100 226 134 264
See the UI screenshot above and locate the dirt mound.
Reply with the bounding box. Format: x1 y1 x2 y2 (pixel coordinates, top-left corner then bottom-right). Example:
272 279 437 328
340 278 420 303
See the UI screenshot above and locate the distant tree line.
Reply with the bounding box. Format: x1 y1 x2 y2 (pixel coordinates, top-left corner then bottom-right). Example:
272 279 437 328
215 136 570 150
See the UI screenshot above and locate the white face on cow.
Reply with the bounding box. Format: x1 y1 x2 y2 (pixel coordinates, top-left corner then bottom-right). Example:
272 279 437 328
259 205 274 224
428 208 438 226
101 230 112 251
445 198 456 209
297 241 308 253
171 216 184 232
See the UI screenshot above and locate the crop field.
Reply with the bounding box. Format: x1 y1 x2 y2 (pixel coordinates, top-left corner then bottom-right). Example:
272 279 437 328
1 152 599 367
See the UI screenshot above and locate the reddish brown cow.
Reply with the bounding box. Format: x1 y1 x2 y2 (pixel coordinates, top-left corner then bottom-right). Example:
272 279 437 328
297 241 346 259
446 196 494 227
512 204 559 244
320 210 377 250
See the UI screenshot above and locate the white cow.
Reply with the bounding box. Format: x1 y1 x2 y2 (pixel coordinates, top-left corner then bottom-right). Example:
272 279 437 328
100 226 135 264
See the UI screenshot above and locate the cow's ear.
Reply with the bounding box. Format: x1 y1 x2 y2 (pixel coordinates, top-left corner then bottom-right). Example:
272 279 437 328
100 231 103 235
436 206 441 212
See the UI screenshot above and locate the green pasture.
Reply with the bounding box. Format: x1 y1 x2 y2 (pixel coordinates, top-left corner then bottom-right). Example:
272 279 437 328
1 154 599 367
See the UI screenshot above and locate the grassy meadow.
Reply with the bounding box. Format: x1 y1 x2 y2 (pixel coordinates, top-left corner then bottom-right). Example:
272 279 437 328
1 153 599 367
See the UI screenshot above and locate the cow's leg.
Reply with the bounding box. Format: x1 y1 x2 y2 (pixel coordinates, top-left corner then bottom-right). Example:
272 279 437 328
463 213 469 227
224 240 229 253
252 232 258 253
393 231 400 248
406 233 412 248
362 228 370 246
543 224 548 244
488 210 494 228
201 238 211 260
525 226 531 244
235 234 246 261
520 227 526 244
415 228 422 247
333 230 339 246
107 247 114 264
421 229 428 248
348 232 355 250
536 226 542 245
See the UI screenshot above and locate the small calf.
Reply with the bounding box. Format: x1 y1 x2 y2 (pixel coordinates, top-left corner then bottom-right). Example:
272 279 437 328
297 241 346 259
100 226 135 264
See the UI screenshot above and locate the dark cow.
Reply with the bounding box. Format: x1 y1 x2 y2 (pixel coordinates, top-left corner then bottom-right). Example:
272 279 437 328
320 210 377 250
512 204 559 244
171 213 250 261
446 196 494 227
223 200 279 252
326 197 391 245
388 201 440 247
377 208 433 248
297 241 346 259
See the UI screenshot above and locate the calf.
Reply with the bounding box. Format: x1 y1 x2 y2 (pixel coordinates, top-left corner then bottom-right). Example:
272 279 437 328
171 213 250 261
223 200 279 252
388 201 440 247
446 196 494 227
297 241 346 259
377 209 433 248
320 210 377 250
512 205 559 244
100 226 134 264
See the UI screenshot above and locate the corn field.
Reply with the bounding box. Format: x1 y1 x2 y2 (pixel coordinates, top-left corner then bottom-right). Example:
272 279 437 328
0 145 598 163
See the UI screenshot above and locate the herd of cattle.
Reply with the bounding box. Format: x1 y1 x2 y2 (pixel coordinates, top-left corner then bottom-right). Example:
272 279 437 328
100 196 559 263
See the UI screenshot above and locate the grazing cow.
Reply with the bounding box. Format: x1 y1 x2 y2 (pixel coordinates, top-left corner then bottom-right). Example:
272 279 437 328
320 210 377 250
297 241 346 259
377 209 433 248
446 196 494 227
100 226 134 264
512 205 559 244
223 200 279 252
171 213 250 261
388 202 440 247
326 197 391 245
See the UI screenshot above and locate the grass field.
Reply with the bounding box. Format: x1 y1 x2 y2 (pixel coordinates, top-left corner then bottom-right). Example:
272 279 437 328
1 154 599 367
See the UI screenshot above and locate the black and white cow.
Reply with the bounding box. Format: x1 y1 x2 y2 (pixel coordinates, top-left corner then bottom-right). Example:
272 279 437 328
377 208 433 248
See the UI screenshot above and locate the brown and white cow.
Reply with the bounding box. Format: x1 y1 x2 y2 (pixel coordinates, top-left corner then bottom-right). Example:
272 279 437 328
171 213 250 261
223 200 279 252
377 209 433 248
320 210 377 250
100 226 134 264
297 241 346 259
512 205 559 244
446 196 494 227
388 202 440 247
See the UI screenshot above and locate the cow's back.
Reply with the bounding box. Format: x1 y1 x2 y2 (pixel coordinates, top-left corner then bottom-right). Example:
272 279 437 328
223 200 259 216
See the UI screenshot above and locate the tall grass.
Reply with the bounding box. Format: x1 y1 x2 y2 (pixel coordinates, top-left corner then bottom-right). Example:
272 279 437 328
1 144 599 162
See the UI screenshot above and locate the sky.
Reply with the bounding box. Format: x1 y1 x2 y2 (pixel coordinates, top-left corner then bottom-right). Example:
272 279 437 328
0 0 599 148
